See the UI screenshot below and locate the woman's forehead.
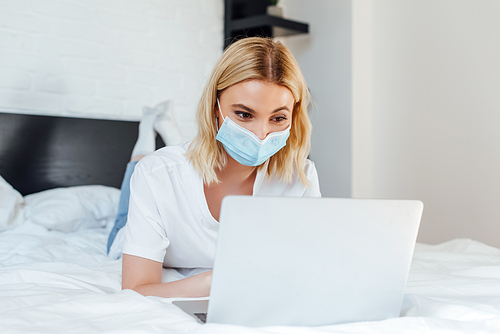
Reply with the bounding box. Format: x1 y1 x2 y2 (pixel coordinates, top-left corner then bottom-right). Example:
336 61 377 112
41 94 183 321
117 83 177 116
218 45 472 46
220 80 294 107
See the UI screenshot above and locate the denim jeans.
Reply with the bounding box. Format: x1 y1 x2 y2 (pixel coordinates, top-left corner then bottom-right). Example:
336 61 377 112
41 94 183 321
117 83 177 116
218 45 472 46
107 161 138 254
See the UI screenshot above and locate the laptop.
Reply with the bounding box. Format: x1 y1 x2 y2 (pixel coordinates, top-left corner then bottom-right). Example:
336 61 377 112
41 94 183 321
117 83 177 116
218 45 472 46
173 196 423 327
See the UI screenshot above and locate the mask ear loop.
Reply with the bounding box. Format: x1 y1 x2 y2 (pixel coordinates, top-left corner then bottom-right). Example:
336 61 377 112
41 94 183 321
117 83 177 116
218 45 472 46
216 98 224 132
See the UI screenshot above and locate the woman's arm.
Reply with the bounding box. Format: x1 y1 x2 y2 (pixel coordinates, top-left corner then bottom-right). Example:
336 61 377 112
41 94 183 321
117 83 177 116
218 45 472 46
122 254 212 298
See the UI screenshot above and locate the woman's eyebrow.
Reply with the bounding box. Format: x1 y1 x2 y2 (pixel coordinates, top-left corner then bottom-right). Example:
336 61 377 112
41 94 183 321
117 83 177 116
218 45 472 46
231 103 255 113
231 103 290 114
271 106 291 113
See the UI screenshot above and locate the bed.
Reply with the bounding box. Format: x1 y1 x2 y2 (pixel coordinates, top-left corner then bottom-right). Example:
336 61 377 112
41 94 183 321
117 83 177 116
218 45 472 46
1 112 500 333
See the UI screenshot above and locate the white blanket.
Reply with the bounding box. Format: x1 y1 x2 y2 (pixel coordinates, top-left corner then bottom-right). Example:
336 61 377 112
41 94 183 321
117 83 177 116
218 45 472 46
1 219 500 333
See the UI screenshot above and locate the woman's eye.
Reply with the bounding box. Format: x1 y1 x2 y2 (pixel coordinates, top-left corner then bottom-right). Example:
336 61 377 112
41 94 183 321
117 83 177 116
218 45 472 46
272 116 287 123
235 111 252 119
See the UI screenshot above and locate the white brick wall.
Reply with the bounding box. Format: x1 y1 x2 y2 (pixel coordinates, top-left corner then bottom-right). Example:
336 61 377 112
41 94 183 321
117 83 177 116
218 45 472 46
0 0 224 140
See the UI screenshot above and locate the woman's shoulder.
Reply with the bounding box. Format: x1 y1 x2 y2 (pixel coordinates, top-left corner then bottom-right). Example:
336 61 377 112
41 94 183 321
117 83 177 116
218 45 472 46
303 159 318 178
135 141 192 174
288 158 319 187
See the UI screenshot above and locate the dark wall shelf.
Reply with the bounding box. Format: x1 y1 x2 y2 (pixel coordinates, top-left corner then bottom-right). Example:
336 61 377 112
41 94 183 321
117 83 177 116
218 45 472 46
224 0 309 49
229 15 308 36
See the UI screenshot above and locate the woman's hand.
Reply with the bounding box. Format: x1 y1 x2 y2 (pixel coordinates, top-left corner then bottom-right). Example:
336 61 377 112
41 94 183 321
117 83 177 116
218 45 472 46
122 254 213 298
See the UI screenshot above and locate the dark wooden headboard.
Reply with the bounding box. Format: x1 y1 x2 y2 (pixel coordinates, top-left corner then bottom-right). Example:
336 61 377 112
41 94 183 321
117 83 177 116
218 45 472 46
0 112 164 196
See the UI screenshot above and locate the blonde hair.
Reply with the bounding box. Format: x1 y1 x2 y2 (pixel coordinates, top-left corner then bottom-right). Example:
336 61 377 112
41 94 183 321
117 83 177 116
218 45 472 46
185 37 312 186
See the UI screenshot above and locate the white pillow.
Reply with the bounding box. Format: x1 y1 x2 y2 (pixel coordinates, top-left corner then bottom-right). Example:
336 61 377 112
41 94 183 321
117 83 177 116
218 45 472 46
0 175 25 231
24 185 120 232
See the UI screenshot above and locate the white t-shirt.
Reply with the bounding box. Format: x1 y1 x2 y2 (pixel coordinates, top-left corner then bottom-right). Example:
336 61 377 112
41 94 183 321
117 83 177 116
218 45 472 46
123 142 321 269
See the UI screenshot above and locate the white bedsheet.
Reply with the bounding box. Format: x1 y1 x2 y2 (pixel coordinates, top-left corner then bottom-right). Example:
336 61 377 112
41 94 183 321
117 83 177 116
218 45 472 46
1 220 500 333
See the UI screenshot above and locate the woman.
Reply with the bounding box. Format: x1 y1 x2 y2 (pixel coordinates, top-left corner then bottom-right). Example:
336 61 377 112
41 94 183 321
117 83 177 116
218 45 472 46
121 37 321 298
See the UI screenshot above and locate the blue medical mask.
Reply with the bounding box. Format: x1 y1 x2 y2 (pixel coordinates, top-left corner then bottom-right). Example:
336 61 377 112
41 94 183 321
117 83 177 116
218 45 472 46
215 99 291 166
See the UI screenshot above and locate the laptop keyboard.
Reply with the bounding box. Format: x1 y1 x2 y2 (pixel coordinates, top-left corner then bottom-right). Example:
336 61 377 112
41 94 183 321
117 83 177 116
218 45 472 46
194 313 207 323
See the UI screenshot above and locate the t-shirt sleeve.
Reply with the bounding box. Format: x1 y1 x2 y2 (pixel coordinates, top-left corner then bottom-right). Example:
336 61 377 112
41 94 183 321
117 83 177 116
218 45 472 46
122 162 170 263
303 160 322 198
